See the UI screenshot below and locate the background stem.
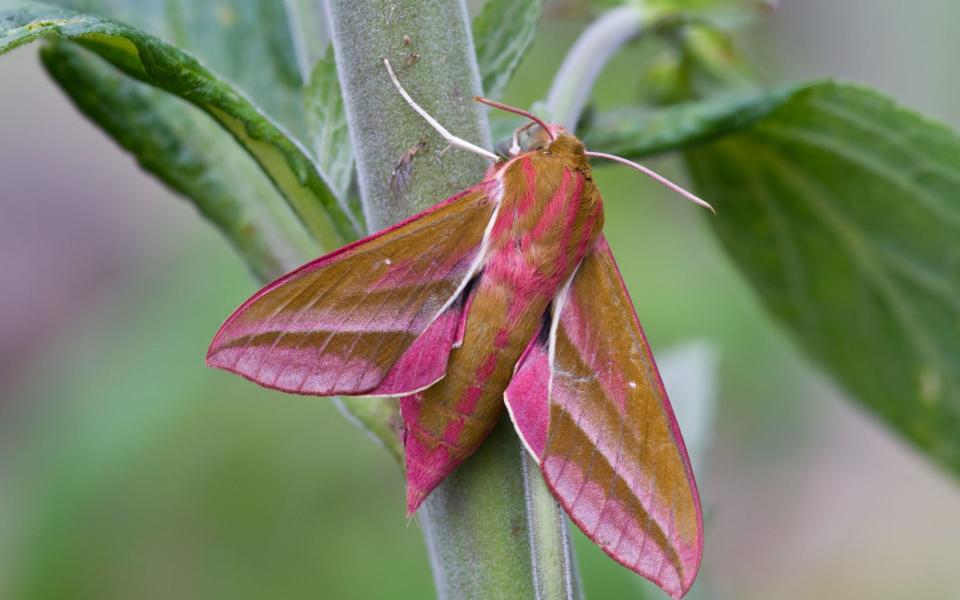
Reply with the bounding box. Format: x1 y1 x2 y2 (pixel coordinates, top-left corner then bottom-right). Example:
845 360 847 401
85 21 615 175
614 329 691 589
325 1 580 597
545 4 649 130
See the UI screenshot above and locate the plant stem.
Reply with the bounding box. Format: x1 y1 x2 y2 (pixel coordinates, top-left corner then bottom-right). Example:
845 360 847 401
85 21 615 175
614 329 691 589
420 419 582 600
325 1 580 597
326 0 491 231
545 4 651 131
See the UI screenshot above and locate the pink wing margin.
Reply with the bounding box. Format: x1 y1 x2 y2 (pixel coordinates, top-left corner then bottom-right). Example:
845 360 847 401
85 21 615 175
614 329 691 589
207 181 498 397
505 235 704 598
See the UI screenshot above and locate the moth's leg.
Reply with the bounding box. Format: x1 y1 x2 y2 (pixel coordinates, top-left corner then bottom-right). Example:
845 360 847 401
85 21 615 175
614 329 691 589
383 58 499 162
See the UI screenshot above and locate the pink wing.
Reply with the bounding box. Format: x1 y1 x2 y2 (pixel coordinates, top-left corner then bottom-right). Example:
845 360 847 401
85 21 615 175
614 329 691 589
207 182 497 396
505 235 703 598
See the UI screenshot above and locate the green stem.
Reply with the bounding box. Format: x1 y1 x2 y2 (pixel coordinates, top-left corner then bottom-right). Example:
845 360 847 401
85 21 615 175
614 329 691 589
39 40 317 283
420 419 582 600
325 0 490 231
325 1 580 597
545 4 651 131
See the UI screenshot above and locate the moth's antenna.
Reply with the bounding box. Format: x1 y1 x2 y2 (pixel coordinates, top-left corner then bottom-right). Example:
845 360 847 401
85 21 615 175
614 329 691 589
474 97 556 142
383 58 498 162
585 151 715 213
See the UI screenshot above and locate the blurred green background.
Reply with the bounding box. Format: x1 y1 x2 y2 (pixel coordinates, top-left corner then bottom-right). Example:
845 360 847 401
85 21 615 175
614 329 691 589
2 1 959 598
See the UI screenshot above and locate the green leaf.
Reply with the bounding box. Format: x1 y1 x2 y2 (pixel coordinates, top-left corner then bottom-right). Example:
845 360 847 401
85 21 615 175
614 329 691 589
684 81 960 473
160 0 309 139
54 0 312 144
472 0 541 100
40 41 317 281
580 87 795 158
1 1 359 243
282 0 330 70
55 0 362 223
7 0 388 489
50 0 168 31
305 57 354 203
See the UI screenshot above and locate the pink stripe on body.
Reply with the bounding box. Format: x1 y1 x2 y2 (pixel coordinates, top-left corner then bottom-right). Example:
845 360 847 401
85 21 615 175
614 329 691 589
401 158 603 513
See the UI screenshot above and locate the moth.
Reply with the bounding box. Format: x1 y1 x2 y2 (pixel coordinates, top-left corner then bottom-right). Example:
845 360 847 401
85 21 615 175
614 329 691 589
207 59 707 598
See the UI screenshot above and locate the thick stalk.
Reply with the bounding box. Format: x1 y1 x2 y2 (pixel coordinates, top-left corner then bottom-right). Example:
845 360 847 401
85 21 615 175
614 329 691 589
420 419 582 600
326 0 490 230
325 1 580 597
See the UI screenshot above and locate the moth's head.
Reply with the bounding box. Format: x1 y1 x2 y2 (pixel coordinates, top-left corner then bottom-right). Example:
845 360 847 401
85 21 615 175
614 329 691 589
384 59 713 212
475 96 566 158
505 122 569 155
474 95 714 212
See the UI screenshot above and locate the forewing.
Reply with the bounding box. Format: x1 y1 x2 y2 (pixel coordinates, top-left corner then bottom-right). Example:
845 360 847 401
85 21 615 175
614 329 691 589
505 235 703 599
207 182 497 396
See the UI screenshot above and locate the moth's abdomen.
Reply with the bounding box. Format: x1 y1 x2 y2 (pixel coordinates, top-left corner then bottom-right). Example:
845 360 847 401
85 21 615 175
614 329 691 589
400 267 548 513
